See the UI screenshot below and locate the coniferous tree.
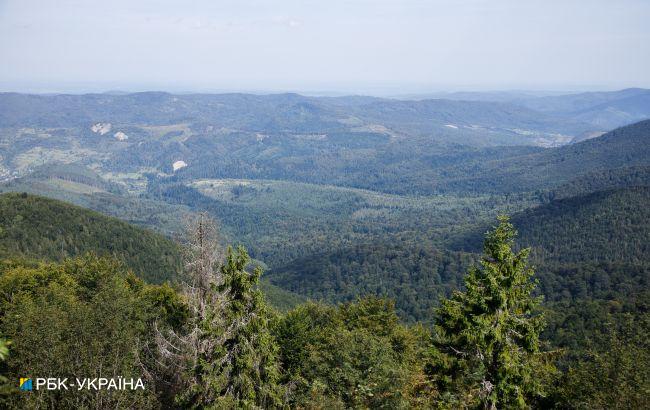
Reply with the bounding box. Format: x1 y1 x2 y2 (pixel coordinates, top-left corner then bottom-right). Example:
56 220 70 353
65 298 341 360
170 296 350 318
163 215 282 408
208 246 282 408
430 216 556 409
156 213 226 406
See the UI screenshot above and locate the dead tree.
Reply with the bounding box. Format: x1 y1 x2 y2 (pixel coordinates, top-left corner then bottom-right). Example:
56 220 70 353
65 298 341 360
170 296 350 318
150 212 227 401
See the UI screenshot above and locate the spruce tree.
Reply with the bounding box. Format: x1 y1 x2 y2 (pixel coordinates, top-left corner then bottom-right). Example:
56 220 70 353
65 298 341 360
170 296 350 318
180 245 282 408
431 216 555 409
209 246 282 408
158 215 282 408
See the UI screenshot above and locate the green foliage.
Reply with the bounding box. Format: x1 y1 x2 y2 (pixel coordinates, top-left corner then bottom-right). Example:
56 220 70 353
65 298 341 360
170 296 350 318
431 120 650 194
7 95 648 202
216 246 283 407
0 336 10 401
147 176 532 270
258 279 306 312
180 246 283 408
0 254 188 409
268 243 474 323
453 186 650 319
555 312 650 409
274 297 431 408
431 216 556 408
0 193 182 284
549 165 650 200
0 96 649 409
515 187 650 265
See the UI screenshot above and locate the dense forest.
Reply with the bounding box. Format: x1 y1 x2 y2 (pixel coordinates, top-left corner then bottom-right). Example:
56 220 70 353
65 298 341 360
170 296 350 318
0 95 648 408
0 193 182 284
1 209 647 409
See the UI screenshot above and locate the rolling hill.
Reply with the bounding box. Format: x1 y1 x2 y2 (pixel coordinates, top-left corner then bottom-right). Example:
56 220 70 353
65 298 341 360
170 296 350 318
4 91 647 200
0 192 305 310
516 187 650 264
0 192 182 283
2 95 649 324
435 119 650 193
267 185 650 322
518 88 650 130
0 91 586 136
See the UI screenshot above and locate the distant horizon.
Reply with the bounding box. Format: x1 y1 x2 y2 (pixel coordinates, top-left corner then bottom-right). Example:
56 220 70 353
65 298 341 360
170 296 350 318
1 84 648 98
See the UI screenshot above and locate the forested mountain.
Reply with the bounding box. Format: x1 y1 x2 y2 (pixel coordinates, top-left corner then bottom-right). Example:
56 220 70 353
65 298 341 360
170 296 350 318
434 119 650 193
517 186 650 264
0 92 648 408
1 92 648 198
0 192 303 311
518 88 650 129
3 210 645 408
259 124 650 323
266 186 649 323
1 119 648 322
267 243 475 322
550 165 650 199
0 91 584 135
398 88 650 131
0 91 594 189
0 192 181 283
453 186 650 263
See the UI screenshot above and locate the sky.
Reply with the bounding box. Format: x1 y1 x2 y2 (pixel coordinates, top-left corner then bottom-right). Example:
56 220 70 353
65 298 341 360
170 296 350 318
0 0 649 95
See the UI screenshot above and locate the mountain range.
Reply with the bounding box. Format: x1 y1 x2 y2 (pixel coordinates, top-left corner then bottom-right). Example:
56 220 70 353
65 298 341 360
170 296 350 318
0 90 649 323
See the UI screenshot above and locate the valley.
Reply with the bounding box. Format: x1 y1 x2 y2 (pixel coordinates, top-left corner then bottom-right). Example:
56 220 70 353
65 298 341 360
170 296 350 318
1 91 649 318
0 89 649 407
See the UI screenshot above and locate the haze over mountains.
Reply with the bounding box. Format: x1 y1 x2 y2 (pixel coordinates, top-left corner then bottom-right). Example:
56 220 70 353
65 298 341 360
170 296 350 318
1 86 649 407
2 0 649 405
0 87 648 323
1 88 649 191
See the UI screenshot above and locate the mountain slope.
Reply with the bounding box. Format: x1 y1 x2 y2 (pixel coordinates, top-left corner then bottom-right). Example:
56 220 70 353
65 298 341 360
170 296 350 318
267 242 475 322
549 165 650 199
518 88 650 129
516 186 650 265
436 119 650 193
0 192 182 283
270 185 650 322
453 186 650 263
0 192 305 310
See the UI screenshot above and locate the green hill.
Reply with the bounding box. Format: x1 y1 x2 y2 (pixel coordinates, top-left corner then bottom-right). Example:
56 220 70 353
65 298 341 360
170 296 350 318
437 119 650 193
454 186 650 264
0 192 182 283
549 165 650 200
270 186 650 322
267 242 475 322
516 186 650 265
449 186 650 306
0 192 304 310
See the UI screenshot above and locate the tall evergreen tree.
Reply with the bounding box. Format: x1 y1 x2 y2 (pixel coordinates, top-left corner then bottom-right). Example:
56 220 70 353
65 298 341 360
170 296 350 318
208 246 282 408
160 215 282 408
156 213 226 406
430 216 556 409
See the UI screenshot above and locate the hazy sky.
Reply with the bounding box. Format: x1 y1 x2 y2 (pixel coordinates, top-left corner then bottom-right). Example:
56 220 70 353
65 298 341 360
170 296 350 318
1 0 649 94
